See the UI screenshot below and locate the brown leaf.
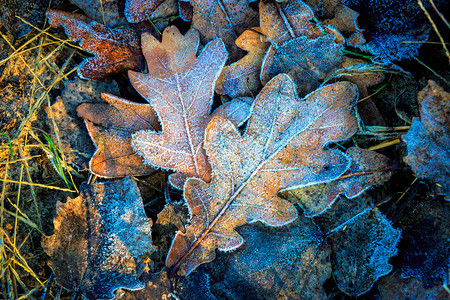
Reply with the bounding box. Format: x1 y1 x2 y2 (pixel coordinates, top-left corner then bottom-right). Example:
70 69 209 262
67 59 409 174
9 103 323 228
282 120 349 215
258 0 386 102
259 0 347 95
323 3 361 33
77 93 160 178
215 28 270 98
179 0 193 22
189 0 259 61
46 10 144 80
116 270 215 300
130 26 251 189
210 219 332 299
403 80 450 200
125 0 165 23
45 77 120 170
326 58 385 98
261 34 344 95
69 0 128 28
156 203 186 233
285 147 395 217
151 0 179 20
259 0 324 45
166 74 359 276
330 208 400 296
324 57 386 125
42 177 155 299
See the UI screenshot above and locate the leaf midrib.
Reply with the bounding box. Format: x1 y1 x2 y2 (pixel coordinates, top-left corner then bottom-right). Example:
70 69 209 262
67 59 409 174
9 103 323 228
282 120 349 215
171 84 337 275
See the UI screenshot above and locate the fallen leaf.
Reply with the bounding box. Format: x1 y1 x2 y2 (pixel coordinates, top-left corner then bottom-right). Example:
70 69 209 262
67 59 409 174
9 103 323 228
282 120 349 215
261 34 344 95
259 0 324 45
312 192 402 297
341 0 444 63
258 0 387 104
189 0 259 61
46 10 144 80
323 3 361 33
259 0 346 95
166 74 359 276
117 269 215 300
156 203 186 233
403 80 450 200
45 77 120 170
42 176 155 300
219 1 382 100
210 218 331 299
379 272 450 300
130 26 251 189
179 0 193 22
285 147 395 217
323 58 385 98
394 191 450 288
152 202 189 271
330 208 401 296
77 92 160 178
69 0 127 28
150 0 179 20
125 0 165 23
215 28 270 98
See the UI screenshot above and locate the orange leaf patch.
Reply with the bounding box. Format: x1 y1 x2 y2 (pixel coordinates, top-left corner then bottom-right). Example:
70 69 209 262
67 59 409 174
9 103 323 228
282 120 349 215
46 10 144 80
77 93 160 178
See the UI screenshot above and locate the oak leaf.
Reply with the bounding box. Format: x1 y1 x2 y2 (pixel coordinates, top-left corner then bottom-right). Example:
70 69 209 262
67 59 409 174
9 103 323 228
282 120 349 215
42 177 154 300
285 147 395 217
125 0 165 23
69 0 127 28
314 194 401 296
261 34 344 95
77 92 160 178
258 0 386 126
179 0 193 22
218 1 383 101
117 270 215 300
259 0 325 45
395 191 450 288
166 74 359 276
129 26 251 189
323 3 362 34
46 10 144 80
324 58 385 98
215 28 270 98
189 0 259 61
403 80 450 200
259 0 345 95
330 208 401 296
45 77 120 170
210 218 331 299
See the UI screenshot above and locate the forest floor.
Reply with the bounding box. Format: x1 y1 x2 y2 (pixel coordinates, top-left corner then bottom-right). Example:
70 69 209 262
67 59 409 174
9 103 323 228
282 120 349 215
0 0 449 299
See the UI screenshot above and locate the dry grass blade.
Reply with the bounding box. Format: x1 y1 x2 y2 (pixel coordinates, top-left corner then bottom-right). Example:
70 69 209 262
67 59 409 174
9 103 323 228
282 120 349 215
0 14 85 298
418 0 450 63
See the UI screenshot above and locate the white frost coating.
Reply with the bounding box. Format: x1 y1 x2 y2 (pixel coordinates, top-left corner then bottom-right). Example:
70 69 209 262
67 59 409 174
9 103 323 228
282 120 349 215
166 74 360 276
42 176 154 300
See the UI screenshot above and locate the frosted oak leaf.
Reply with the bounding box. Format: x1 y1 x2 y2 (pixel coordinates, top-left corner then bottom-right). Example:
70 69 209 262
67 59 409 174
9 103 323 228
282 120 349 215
130 26 251 189
166 74 359 276
42 177 154 299
46 10 144 80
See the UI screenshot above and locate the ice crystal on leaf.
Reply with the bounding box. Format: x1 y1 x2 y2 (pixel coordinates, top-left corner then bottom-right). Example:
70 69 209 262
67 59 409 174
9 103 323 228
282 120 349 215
130 26 251 189
166 74 360 276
